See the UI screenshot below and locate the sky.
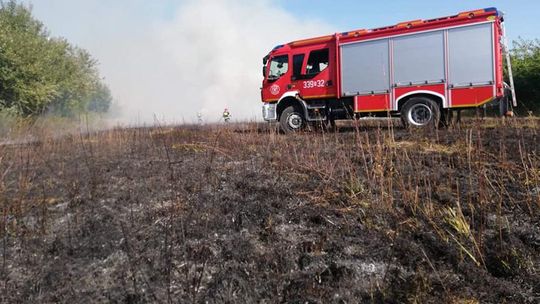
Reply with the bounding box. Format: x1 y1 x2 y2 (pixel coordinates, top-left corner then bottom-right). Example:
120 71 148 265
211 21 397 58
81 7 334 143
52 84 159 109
22 0 540 124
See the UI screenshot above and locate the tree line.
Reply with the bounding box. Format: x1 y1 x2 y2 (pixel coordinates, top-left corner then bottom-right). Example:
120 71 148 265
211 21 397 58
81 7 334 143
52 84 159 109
510 38 540 114
0 0 111 118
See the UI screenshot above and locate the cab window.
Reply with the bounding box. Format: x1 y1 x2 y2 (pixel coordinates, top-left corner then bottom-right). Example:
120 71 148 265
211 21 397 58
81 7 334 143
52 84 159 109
268 55 289 80
306 49 329 75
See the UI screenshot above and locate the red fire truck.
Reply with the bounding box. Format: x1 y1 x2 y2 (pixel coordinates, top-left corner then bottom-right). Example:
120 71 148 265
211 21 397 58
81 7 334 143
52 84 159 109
261 8 517 132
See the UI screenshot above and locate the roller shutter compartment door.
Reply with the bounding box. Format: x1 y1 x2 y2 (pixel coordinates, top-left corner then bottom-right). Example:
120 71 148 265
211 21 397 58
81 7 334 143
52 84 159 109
448 23 494 87
393 31 445 86
341 39 390 96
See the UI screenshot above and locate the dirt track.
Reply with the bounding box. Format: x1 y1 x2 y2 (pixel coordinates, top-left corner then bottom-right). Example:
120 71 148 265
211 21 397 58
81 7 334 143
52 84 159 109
0 118 539 303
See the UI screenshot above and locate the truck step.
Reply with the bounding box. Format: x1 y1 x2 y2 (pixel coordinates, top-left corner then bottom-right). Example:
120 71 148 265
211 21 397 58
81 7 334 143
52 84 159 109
306 105 326 110
306 115 327 122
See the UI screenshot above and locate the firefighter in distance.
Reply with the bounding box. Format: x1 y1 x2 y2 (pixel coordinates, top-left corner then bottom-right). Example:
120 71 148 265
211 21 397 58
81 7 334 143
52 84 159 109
222 108 231 122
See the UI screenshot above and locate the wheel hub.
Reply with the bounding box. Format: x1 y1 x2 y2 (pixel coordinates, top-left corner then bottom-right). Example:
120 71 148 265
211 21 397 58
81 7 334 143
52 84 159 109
287 113 303 129
408 104 433 126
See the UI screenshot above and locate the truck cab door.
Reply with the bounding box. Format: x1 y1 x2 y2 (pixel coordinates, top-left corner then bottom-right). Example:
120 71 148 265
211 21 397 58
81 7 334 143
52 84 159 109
262 54 290 102
290 46 337 100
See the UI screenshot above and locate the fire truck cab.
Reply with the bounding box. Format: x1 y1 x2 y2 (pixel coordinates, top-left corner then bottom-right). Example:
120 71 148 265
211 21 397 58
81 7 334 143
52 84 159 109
261 8 516 132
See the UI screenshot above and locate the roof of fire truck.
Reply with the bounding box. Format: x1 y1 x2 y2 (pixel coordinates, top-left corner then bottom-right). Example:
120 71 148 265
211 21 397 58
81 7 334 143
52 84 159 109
268 7 501 55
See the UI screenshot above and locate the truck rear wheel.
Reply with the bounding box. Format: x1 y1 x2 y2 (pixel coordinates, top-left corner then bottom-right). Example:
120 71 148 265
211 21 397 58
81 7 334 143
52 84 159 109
401 97 441 129
280 106 306 133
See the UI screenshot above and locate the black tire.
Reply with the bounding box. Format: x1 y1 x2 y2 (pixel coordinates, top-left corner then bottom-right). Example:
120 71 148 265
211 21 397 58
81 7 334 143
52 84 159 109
279 106 306 133
401 97 441 129
500 84 513 117
499 95 510 117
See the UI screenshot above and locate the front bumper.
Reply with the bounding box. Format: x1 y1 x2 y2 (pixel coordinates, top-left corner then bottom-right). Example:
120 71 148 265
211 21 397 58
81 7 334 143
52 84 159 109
262 103 277 122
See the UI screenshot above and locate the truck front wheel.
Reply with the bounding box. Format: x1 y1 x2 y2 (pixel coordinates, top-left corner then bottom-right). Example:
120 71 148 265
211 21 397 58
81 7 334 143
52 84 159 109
401 97 441 129
280 106 305 133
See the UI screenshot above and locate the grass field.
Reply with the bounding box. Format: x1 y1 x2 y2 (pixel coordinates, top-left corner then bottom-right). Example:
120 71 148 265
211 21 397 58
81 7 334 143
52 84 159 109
0 118 539 303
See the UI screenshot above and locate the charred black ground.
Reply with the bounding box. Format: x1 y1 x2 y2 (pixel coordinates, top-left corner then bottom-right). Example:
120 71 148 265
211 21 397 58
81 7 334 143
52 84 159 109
0 118 539 303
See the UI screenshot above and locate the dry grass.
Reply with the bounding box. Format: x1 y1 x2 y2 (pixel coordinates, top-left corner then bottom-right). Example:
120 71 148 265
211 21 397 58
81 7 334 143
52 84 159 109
0 117 538 303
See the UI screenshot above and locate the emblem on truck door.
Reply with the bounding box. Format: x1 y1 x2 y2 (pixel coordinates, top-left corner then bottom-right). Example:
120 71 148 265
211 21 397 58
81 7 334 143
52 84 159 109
270 84 281 95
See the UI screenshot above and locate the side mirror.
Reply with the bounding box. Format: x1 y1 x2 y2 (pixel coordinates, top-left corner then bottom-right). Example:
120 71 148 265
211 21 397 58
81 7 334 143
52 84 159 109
263 66 266 77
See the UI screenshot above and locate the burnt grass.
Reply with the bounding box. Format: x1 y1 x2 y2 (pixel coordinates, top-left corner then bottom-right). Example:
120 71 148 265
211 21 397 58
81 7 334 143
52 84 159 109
0 118 539 303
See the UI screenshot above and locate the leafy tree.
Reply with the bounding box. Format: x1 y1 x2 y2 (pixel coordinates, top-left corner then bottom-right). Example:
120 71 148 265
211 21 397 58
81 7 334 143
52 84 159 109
510 38 540 114
0 0 111 117
87 81 112 113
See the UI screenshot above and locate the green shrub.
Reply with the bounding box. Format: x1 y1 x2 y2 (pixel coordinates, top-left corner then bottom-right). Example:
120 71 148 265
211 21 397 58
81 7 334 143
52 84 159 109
0 0 111 117
510 38 540 114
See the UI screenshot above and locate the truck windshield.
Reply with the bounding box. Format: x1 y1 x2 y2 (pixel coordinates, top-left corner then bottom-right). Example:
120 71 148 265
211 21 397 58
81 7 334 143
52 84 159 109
268 55 289 80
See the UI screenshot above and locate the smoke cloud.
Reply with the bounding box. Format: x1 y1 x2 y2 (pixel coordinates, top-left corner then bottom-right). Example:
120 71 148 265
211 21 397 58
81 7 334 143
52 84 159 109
26 0 333 124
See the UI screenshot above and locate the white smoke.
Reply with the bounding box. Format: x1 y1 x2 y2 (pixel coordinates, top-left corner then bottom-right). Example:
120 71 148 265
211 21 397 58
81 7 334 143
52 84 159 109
26 0 333 124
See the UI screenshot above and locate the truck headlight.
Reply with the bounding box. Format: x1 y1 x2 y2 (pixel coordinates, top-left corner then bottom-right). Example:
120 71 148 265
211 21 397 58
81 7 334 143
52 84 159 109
262 103 277 121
